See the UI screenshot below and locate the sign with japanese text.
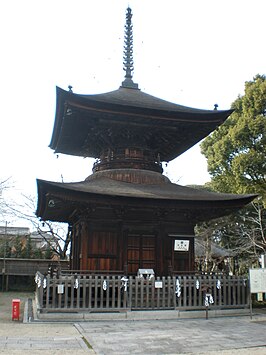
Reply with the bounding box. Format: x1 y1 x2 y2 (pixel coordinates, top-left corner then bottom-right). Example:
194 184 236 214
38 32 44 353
174 240 189 251
249 268 266 293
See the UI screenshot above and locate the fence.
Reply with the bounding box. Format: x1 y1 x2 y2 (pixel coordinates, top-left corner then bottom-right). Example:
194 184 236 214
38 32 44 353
0 258 69 276
35 272 249 313
0 258 69 291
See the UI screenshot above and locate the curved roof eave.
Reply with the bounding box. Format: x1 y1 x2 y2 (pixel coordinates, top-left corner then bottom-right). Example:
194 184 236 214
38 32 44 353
36 178 257 223
49 86 233 154
36 178 256 205
56 86 233 117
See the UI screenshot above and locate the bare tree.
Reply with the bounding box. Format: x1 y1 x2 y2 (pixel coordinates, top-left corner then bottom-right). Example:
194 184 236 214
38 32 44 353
196 199 266 275
239 201 266 260
0 178 12 222
7 194 70 259
35 220 71 259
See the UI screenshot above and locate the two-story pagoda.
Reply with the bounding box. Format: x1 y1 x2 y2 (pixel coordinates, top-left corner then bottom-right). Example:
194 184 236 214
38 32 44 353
36 8 255 276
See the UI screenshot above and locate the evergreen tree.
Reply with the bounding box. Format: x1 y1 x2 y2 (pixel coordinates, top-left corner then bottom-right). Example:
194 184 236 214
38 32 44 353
201 74 266 204
199 75 266 273
5 240 11 258
12 236 23 258
33 248 43 259
21 236 32 258
44 247 52 259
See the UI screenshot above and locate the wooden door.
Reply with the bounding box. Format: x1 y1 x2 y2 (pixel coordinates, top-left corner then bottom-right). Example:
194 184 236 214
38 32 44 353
87 231 119 271
127 233 156 274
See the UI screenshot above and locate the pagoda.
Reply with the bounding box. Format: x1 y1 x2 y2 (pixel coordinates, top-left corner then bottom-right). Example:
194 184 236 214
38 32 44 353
36 8 255 276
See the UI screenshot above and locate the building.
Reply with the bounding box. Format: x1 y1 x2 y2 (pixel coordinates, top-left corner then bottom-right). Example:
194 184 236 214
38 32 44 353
36 8 255 277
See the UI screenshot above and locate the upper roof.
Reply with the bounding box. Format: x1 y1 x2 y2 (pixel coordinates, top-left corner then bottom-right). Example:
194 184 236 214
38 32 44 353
49 7 233 162
49 86 233 161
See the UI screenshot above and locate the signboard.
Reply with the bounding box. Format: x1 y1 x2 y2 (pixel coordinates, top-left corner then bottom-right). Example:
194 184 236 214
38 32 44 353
155 281 163 289
249 268 266 293
174 240 189 251
57 284 64 294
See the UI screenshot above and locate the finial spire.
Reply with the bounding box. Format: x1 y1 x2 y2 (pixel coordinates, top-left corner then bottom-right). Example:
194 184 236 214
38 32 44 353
121 7 138 89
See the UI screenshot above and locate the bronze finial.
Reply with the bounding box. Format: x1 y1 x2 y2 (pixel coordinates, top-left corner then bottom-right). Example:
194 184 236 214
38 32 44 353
121 7 138 89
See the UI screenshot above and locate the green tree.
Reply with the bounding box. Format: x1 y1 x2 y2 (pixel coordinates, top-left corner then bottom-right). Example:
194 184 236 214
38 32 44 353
44 246 52 259
201 74 266 203
33 248 43 259
21 236 33 258
0 239 11 258
199 76 266 273
12 236 23 258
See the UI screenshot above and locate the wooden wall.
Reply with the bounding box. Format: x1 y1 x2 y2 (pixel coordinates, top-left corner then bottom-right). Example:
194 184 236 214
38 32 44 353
71 219 195 276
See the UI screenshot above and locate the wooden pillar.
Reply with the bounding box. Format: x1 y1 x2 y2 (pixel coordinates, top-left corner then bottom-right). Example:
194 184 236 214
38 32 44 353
157 223 164 276
80 221 89 271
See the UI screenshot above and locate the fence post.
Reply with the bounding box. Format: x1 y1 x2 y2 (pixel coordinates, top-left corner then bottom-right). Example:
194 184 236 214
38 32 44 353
128 276 133 309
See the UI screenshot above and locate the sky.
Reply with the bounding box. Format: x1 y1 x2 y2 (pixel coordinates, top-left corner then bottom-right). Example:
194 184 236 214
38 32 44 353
0 0 265 225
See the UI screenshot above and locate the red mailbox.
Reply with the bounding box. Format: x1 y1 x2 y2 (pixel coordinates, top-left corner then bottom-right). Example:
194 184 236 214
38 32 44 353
12 299 20 321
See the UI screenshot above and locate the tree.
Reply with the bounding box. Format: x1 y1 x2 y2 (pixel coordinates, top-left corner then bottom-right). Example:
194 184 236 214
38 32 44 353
11 194 70 259
196 200 266 274
35 220 71 259
44 246 52 259
200 74 266 203
0 178 12 222
199 75 266 273
21 236 33 258
1 183 70 260
12 236 23 258
199 203 266 276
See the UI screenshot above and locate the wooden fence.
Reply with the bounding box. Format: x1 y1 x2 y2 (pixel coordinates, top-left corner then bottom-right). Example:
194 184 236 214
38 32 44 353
0 258 69 291
0 258 69 276
35 272 249 313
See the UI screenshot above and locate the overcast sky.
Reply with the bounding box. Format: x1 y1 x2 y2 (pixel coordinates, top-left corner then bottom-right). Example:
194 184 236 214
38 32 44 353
1 0 265 213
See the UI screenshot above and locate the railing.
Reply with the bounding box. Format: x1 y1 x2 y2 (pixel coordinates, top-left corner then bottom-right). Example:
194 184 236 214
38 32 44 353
35 272 249 313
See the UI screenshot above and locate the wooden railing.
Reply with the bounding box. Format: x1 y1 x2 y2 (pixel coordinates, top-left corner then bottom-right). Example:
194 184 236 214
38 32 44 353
35 273 249 312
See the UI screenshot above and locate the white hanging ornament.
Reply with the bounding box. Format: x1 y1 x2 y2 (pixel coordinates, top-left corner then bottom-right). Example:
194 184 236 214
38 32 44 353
37 277 42 288
205 293 214 307
103 280 108 291
216 279 221 289
121 276 129 291
43 277 47 289
175 279 181 298
74 278 79 289
196 279 200 290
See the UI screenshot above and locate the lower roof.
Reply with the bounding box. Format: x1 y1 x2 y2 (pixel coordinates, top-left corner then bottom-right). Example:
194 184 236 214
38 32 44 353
36 169 256 223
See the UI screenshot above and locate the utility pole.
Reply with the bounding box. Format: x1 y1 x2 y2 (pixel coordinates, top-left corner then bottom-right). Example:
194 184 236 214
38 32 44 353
2 221 7 291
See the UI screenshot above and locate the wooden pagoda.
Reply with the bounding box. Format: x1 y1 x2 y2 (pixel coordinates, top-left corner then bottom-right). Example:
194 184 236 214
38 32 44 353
36 8 255 276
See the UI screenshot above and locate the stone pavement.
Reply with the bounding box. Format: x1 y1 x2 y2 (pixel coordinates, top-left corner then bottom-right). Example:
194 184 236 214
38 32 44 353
0 322 93 354
77 316 266 354
1 292 266 354
0 292 93 354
